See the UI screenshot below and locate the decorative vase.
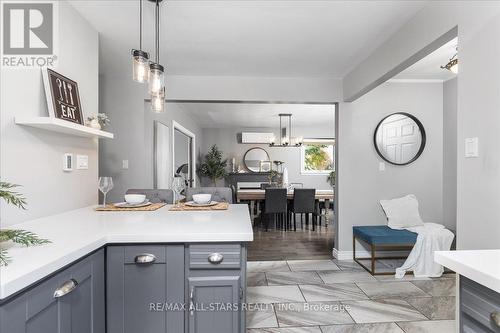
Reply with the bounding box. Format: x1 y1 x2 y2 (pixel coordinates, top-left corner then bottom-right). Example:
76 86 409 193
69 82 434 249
88 119 101 130
282 167 289 188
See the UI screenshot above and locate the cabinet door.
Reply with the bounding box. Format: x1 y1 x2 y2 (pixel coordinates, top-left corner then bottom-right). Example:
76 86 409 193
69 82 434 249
107 245 185 333
0 249 105 333
188 276 240 333
68 249 105 333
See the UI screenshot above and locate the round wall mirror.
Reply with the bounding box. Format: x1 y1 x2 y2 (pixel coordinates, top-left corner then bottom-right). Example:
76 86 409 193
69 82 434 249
374 113 426 165
243 147 270 172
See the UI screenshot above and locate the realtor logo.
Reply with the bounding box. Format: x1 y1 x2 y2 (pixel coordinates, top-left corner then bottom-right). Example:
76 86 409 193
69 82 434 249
2 2 57 67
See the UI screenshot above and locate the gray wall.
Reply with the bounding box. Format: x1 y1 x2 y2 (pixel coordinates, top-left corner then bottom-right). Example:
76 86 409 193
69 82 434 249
98 83 202 202
443 78 457 231
200 123 335 189
341 2 500 249
0 2 99 226
337 82 444 253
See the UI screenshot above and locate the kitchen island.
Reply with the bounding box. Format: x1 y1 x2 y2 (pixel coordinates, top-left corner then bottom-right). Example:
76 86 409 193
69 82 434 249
0 204 253 333
435 250 500 333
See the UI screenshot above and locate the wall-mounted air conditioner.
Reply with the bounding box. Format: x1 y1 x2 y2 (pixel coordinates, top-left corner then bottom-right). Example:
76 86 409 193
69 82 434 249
241 132 274 144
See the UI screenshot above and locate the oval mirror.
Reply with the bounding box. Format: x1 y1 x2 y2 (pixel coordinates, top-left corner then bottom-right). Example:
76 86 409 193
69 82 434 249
374 113 426 165
244 148 270 172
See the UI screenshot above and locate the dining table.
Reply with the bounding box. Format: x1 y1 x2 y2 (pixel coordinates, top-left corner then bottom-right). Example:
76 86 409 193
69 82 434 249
236 189 334 223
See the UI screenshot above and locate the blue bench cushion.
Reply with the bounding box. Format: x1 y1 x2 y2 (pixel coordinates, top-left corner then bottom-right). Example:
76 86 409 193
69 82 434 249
353 225 417 245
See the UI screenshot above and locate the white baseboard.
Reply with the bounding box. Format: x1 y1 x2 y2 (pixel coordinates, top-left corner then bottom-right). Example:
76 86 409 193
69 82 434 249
332 248 411 261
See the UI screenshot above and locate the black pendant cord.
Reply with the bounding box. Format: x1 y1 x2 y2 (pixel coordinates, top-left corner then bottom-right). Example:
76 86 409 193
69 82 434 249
139 0 143 50
155 0 160 64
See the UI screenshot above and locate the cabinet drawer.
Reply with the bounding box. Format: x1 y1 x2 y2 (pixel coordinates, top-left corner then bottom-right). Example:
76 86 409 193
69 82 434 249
460 276 500 333
123 246 166 264
189 244 241 269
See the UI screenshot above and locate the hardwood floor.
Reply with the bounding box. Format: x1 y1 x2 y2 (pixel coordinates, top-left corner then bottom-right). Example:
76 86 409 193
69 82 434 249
248 217 334 261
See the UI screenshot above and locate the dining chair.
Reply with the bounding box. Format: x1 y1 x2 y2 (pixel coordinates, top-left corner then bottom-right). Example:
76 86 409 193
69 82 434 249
290 189 317 231
125 189 174 204
262 188 288 231
318 199 334 226
185 187 233 203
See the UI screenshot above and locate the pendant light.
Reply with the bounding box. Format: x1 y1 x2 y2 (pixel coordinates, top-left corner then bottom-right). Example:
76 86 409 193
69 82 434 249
151 87 165 113
441 47 458 74
131 0 150 83
269 114 303 147
148 0 165 97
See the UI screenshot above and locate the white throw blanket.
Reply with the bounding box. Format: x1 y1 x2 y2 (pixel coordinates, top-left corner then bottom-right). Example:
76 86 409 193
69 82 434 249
395 223 454 278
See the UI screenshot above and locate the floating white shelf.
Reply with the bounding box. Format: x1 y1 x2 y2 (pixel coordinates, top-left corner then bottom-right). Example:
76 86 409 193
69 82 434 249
15 117 114 139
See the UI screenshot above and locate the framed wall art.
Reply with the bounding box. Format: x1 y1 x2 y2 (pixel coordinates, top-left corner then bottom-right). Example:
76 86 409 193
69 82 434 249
42 69 84 125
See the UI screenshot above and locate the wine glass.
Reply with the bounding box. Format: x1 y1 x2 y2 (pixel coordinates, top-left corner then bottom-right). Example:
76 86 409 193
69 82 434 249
98 177 114 207
172 176 184 207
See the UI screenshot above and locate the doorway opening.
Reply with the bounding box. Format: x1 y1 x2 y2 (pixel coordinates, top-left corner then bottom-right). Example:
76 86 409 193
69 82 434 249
166 100 337 261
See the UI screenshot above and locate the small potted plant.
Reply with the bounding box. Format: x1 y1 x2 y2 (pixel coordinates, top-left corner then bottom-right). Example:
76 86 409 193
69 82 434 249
0 182 50 266
327 170 336 187
87 113 110 130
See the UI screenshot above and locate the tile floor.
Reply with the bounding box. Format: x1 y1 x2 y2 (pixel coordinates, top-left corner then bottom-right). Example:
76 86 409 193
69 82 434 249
246 259 456 333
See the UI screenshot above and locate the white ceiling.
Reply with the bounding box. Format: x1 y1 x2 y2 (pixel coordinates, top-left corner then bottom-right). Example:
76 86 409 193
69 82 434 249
175 102 335 128
392 37 458 81
69 0 427 78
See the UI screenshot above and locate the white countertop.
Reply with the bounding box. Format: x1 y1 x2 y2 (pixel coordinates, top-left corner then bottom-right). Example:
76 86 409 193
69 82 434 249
0 204 253 300
435 250 500 293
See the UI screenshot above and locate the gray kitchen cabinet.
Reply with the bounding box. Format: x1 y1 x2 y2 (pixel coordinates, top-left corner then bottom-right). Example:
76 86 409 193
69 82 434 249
106 245 185 333
460 276 500 333
187 243 247 333
187 276 241 333
0 249 105 333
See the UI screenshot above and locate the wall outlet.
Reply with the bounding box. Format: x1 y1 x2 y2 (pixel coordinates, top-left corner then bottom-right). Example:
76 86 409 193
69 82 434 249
63 153 73 171
379 162 386 171
122 160 129 169
76 155 89 170
465 137 479 158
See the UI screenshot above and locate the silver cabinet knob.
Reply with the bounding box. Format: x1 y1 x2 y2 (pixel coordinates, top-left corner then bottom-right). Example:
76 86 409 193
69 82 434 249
134 253 157 264
492 312 500 327
53 279 78 298
207 252 224 264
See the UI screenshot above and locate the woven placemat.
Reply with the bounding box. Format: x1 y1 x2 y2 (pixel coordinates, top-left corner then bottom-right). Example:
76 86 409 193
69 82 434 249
169 202 229 211
95 203 166 211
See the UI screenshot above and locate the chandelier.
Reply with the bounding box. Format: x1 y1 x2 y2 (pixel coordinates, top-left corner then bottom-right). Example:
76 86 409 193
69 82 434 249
269 114 303 147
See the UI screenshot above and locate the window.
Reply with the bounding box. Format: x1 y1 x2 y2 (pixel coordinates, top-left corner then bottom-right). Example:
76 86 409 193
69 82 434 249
300 139 335 174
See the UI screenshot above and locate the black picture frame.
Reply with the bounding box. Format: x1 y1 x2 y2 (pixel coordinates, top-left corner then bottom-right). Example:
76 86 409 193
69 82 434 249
373 112 426 166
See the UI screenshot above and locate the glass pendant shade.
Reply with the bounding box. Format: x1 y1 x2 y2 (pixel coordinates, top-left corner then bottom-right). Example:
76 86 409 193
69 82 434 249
449 62 458 74
132 49 150 83
151 87 165 113
149 63 164 96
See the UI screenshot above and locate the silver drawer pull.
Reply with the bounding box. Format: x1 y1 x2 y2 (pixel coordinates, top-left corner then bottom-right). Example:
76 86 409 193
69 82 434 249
492 312 500 326
134 253 157 264
207 252 224 264
53 279 78 298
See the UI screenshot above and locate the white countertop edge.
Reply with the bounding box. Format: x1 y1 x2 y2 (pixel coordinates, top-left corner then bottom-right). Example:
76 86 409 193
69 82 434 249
105 234 254 243
435 251 500 294
1 239 107 300
1 234 253 300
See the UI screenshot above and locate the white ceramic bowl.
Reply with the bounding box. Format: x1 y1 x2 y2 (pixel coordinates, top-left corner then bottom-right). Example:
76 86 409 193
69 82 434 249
124 194 146 204
192 194 212 204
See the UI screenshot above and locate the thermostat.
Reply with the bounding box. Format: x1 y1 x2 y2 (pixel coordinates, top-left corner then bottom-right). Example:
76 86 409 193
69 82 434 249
63 153 73 171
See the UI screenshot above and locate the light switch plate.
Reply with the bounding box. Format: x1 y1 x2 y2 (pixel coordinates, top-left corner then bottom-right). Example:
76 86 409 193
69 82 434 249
122 160 129 169
465 137 479 158
76 155 89 170
63 153 73 171
379 162 386 171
